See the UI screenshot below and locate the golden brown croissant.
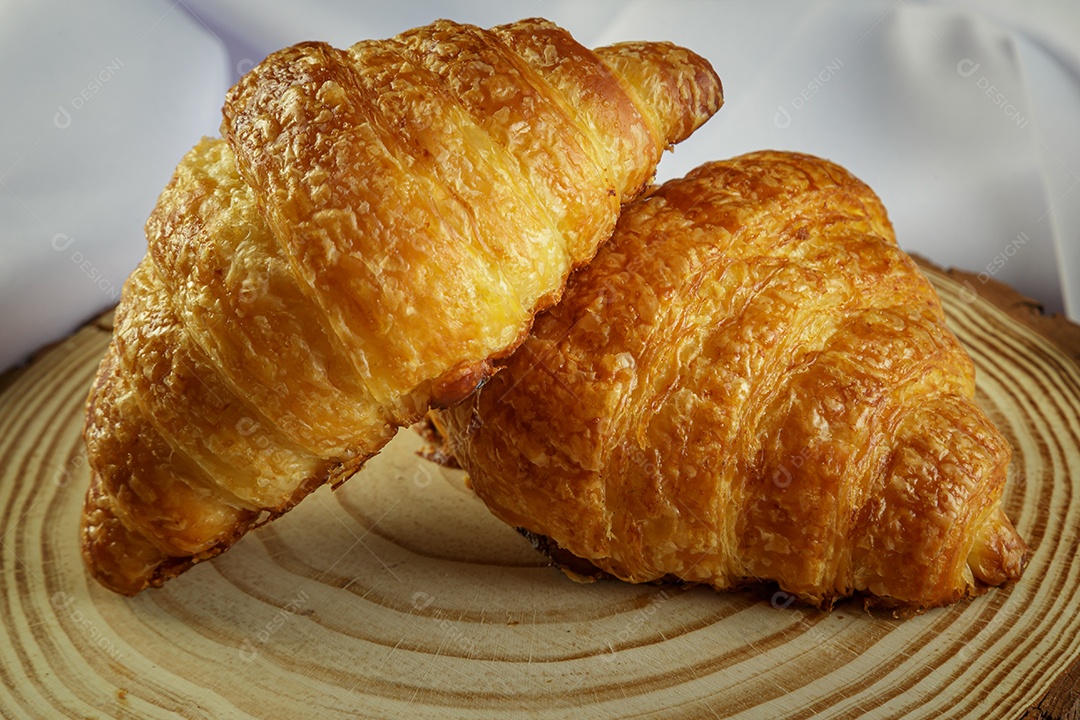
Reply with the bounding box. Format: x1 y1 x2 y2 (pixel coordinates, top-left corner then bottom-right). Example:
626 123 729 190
81 18 722 595
438 150 1029 610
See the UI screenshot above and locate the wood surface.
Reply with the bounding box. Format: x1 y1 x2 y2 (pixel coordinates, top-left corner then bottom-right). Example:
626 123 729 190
0 258 1078 719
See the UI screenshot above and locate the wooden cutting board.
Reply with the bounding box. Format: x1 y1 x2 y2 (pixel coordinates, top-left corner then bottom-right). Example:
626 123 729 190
1 259 1078 720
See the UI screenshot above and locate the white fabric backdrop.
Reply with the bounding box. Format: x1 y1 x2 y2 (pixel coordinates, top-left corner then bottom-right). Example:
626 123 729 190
1 0 1077 373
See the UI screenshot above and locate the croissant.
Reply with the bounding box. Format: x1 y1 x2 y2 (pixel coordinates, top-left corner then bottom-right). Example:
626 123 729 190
81 18 722 595
437 151 1029 610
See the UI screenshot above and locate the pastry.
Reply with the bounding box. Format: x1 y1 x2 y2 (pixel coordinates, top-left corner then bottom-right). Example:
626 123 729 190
437 151 1029 610
81 18 723 595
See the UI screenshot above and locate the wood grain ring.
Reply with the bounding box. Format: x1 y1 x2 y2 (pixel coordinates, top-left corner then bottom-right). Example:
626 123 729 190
0 259 1078 719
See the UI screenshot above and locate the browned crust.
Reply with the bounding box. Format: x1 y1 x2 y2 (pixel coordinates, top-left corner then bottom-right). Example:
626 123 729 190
439 151 1031 613
78 18 723 595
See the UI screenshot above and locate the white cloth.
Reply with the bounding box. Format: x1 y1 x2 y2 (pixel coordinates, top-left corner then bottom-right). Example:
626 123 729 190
2 0 1077 373
0 0 225 371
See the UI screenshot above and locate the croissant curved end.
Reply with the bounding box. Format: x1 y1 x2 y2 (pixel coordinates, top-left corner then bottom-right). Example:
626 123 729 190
968 504 1030 588
81 473 195 596
595 41 723 151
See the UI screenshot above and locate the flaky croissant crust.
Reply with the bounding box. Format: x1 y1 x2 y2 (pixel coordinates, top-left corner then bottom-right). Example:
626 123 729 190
81 18 722 594
440 151 1028 610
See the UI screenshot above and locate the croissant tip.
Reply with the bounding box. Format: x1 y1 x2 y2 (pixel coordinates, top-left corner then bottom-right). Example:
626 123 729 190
593 39 722 150
80 466 270 595
80 488 183 596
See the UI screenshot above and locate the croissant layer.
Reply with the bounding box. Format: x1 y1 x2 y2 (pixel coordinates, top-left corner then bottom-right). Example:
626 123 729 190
439 151 1028 610
81 18 722 594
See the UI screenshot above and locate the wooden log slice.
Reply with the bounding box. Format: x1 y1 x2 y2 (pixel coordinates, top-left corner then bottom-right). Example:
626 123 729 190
0 259 1078 719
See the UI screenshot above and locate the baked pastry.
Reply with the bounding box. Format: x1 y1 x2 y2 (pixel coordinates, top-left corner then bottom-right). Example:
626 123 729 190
437 151 1029 610
81 18 723 595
